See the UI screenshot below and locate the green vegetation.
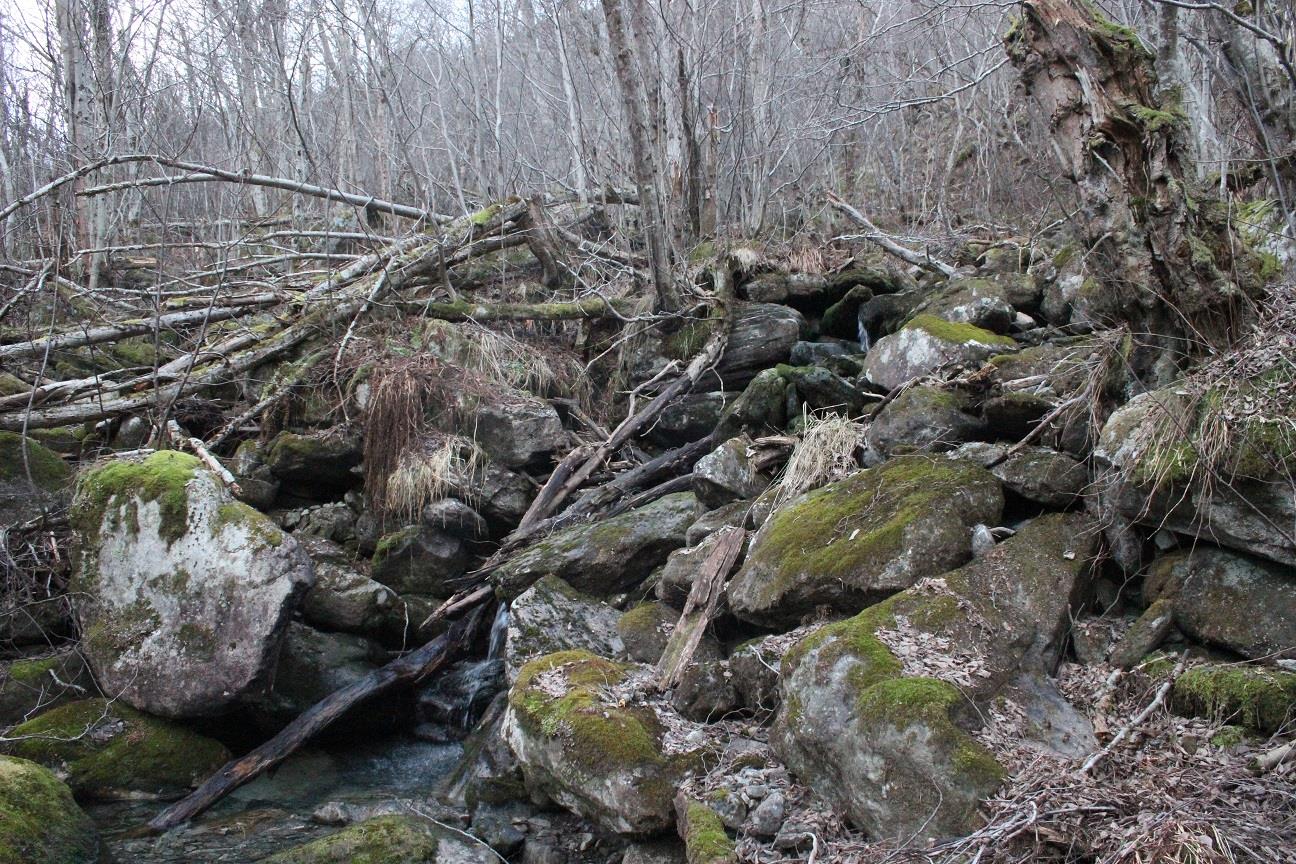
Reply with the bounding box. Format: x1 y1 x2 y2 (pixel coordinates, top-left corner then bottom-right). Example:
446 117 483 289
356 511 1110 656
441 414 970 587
0 756 97 864
903 313 1016 347
71 450 200 545
0 432 71 489
264 815 447 864
684 802 737 864
1172 665 1296 734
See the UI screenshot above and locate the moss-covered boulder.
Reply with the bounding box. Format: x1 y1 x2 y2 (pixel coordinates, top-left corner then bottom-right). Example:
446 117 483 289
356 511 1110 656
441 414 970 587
0 648 94 727
676 799 737 864
618 601 721 665
0 756 98 864
1096 383 1296 566
504 651 705 835
4 699 229 799
864 386 986 460
370 525 467 596
648 392 736 447
727 455 1003 626
0 431 72 526
264 814 495 863
773 512 1097 840
909 275 1025 334
1170 664 1296 734
1145 547 1296 661
70 451 314 717
506 576 625 680
862 314 1017 391
298 535 395 635
265 428 362 497
713 369 787 440
953 443 1089 508
494 493 698 600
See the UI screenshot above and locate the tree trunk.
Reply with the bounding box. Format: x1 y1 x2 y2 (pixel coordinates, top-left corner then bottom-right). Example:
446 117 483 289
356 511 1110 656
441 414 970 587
1008 0 1268 379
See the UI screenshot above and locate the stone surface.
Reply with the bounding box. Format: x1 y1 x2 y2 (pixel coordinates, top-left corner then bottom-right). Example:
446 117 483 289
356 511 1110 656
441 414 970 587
773 512 1097 840
864 386 985 460
370 526 467 596
692 437 768 509
670 661 739 722
697 303 805 391
657 531 746 610
504 651 704 835
471 396 565 468
727 455 1003 627
686 500 752 547
647 393 735 447
0 756 98 864
249 623 384 726
1108 600 1176 669
264 814 495 863
862 315 1017 391
299 535 395 635
788 341 855 367
70 451 314 718
494 493 697 600
421 498 489 540
0 648 95 727
0 431 72 527
713 369 788 440
265 429 362 496
1170 664 1296 734
4 698 229 799
506 576 625 680
1145 547 1296 661
952 443 1088 507
729 636 787 712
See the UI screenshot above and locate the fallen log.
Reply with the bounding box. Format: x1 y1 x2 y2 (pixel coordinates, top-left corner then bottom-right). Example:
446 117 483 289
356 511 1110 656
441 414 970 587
656 526 746 688
826 191 958 278
146 605 484 833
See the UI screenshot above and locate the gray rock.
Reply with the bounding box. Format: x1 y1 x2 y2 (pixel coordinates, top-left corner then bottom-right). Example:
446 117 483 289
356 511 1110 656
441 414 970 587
298 535 395 635
714 369 788 440
729 635 785 711
697 303 805 391
862 316 1017 391
745 792 785 838
773 512 1098 840
265 429 362 495
951 443 1089 508
1109 600 1176 669
647 393 735 447
296 502 358 544
251 623 383 725
778 365 867 414
1145 547 1296 661
658 530 747 610
370 526 467 596
670 661 739 722
623 840 687 864
229 439 280 510
686 500 752 547
0 431 72 527
439 693 525 808
864 386 985 460
465 462 535 527
422 498 489 539
1002 672 1097 759
472 397 565 468
494 493 698 600
727 455 1003 627
617 602 678 664
506 576 625 680
789 341 855 366
0 648 95 727
692 437 768 509
262 814 495 863
70 451 313 718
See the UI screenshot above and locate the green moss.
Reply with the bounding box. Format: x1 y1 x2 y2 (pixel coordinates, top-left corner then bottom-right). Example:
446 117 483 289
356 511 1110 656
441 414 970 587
5 699 230 799
372 526 418 565
0 756 97 864
665 318 716 361
684 802 736 864
688 240 717 263
215 501 284 547
0 373 26 397
1124 101 1185 133
468 203 502 226
1081 0 1151 58
7 655 62 685
903 313 1016 347
0 432 71 489
264 815 446 864
71 450 200 545
1172 665 1296 734
1209 725 1249 748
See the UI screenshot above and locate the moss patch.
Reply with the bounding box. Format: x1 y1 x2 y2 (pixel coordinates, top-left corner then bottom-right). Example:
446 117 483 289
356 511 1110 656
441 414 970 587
1172 665 1296 734
264 815 446 864
0 432 71 490
71 450 200 546
903 313 1016 347
684 802 736 864
0 756 97 864
5 698 230 799
215 501 284 547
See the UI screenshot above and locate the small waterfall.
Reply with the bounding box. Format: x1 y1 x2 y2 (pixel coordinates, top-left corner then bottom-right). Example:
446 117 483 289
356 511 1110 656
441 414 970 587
487 603 509 661
857 316 872 352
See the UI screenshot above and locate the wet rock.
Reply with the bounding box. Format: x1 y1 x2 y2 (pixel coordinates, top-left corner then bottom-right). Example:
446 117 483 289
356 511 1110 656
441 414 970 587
0 648 95 727
773 512 1097 840
468 801 528 857
0 431 72 527
298 536 395 635
1144 547 1296 661
417 659 505 738
507 576 625 679
4 698 229 799
0 756 98 864
670 661 740 722
506 651 706 835
251 624 384 726
70 451 313 718
370 526 467 596
647 393 735 448
473 397 566 468
440 694 526 809
727 455 1003 627
263 814 495 863
692 437 768 509
864 386 985 460
854 290 922 345
422 498 489 540
265 429 362 497
862 314 1016 391
494 493 697 601
379 594 449 647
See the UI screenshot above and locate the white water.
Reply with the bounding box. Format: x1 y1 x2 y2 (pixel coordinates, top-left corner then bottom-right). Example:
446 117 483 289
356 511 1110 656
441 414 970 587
487 603 509 661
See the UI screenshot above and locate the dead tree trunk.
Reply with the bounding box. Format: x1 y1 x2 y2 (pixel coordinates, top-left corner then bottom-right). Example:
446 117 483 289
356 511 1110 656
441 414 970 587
1007 0 1270 378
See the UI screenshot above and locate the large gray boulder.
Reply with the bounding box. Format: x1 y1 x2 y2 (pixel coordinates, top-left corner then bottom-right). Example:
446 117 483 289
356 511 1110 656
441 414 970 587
864 386 985 461
471 396 565 468
862 315 1017 391
494 493 697 600
727 455 1003 627
264 814 495 863
0 649 95 727
1145 546 1296 661
249 623 384 726
265 429 362 496
952 443 1088 508
70 451 313 718
370 525 467 596
692 437 768 509
774 513 1097 841
505 576 625 680
504 651 704 835
298 536 395 635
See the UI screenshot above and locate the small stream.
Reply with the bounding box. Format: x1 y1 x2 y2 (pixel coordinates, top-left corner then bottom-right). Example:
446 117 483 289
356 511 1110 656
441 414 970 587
89 732 465 862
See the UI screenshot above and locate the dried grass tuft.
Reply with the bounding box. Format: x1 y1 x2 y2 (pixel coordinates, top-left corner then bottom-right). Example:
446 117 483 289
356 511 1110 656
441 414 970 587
385 434 485 519
773 411 864 508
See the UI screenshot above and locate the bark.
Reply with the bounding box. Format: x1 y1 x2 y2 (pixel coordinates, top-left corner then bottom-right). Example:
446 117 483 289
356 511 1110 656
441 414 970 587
1008 0 1267 372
